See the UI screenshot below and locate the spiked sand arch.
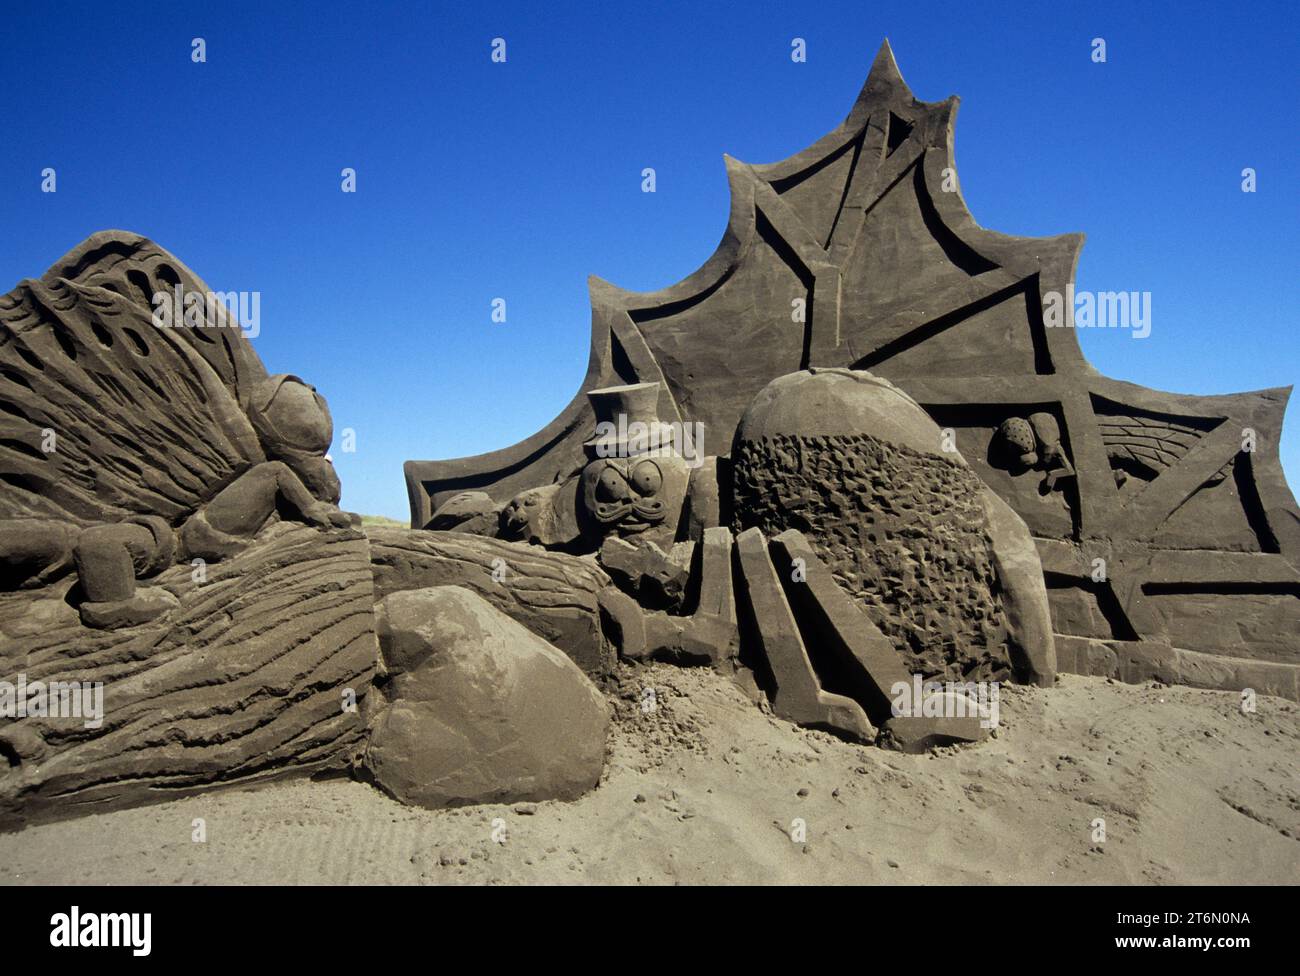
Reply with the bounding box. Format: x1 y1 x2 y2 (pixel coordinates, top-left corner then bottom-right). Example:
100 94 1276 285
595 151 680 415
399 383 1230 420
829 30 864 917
405 41 1300 696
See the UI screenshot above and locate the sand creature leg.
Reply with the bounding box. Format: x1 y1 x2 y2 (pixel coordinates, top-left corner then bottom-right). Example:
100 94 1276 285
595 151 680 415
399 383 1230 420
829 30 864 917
73 463 348 630
74 517 178 629
0 519 80 590
200 461 353 538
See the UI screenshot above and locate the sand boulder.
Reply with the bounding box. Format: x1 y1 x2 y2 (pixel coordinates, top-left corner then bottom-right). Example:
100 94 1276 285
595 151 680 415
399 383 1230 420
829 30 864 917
365 586 610 809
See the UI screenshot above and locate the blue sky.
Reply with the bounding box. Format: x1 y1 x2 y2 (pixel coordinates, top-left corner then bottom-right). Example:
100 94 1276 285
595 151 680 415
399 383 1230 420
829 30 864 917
3 0 1297 519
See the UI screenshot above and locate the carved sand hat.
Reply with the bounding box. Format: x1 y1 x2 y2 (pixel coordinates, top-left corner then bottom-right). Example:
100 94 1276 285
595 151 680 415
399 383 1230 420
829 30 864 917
584 382 676 458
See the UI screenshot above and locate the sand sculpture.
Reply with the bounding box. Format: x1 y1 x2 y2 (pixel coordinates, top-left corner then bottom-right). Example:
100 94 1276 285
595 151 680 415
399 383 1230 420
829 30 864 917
1 42 1296 827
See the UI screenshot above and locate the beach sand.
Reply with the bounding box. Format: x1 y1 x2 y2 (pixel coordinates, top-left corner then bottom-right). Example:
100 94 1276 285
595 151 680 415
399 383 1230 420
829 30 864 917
1 667 1295 885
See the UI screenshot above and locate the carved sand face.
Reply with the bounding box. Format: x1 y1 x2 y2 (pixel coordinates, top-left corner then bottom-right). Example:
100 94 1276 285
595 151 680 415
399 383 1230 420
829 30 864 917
582 457 667 534
501 488 545 538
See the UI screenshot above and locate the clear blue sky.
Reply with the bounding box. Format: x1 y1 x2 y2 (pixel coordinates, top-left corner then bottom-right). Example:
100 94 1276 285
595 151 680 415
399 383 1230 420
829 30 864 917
3 1 1297 519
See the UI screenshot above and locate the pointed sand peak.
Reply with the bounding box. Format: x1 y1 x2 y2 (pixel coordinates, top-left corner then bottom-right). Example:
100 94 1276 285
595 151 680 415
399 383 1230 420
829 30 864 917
846 39 915 124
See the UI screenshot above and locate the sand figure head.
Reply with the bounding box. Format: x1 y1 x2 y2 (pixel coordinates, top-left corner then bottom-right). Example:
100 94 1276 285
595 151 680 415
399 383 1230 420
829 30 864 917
582 457 667 534
501 487 547 539
997 417 1038 467
248 374 341 503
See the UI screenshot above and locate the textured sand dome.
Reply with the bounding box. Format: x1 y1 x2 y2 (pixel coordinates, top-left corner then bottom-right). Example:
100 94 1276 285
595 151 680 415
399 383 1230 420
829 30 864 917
733 368 960 460
732 368 1012 682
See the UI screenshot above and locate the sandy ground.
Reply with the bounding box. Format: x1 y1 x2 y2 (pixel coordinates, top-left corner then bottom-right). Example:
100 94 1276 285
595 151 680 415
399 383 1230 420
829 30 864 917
0 667 1295 885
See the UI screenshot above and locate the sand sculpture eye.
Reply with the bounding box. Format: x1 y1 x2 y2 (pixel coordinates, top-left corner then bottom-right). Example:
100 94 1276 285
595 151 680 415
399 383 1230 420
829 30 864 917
596 465 631 502
630 460 662 496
